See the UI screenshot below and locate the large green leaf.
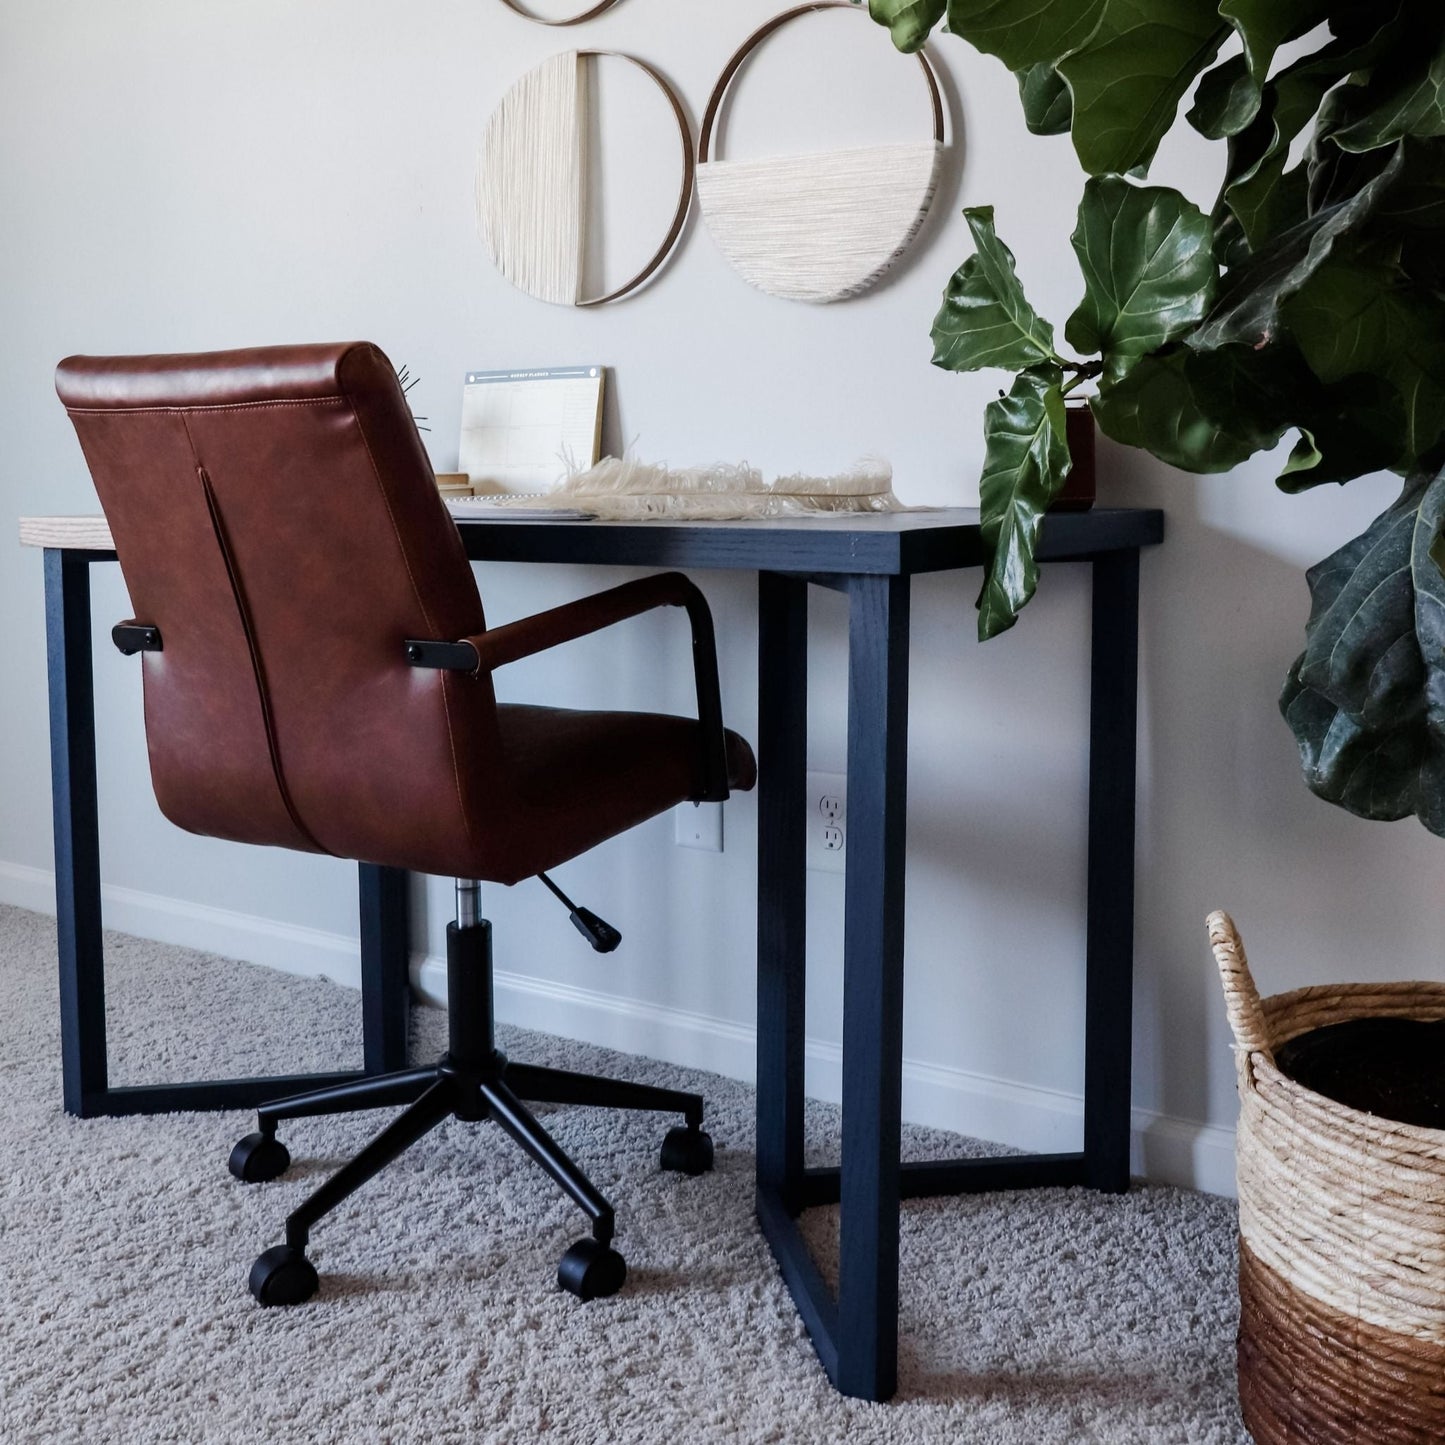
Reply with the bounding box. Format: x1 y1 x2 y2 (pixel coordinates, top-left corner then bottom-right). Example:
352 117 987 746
1280 467 1445 832
1066 178 1217 379
1283 256 1445 467
1277 373 1407 491
1184 340 1314 449
1177 339 1404 487
1216 10 1409 249
1018 62 1073 135
976 366 1072 641
1190 143 1405 351
867 0 947 54
1222 64 1339 247
941 0 1104 72
931 0 1225 173
1371 136 1445 293
1090 350 1259 471
931 208 1057 373
1327 17 1445 151
1231 162 1312 256
1327 3 1389 47
1189 54 1260 140
1375 137 1445 236
1219 0 1332 122
1191 2 1331 141
1056 2 1229 175
1089 334 1399 485
1305 131 1397 219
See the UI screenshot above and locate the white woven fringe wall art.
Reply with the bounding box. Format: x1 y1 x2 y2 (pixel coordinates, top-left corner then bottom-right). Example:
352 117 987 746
496 0 621 25
477 51 694 307
696 1 946 305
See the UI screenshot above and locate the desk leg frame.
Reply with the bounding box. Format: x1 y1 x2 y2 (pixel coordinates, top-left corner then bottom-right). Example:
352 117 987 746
1083 548 1140 1193
755 571 913 1401
755 553 1142 1403
48 549 108 1115
44 547 411 1118
837 573 912 1399
756 572 808 1215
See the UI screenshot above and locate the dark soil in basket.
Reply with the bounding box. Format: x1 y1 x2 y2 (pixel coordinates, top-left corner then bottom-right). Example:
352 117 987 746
1275 1017 1445 1130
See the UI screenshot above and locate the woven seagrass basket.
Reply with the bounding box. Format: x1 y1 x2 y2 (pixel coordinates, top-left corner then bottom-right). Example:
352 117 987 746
1208 911 1445 1443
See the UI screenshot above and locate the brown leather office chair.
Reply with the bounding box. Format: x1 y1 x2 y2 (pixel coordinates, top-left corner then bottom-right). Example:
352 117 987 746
56 342 756 1308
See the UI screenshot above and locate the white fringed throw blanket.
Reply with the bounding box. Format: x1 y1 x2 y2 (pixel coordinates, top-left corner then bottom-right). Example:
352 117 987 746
492 457 910 520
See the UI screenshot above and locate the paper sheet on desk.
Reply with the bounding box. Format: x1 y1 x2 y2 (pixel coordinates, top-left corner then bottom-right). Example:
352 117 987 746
458 367 604 494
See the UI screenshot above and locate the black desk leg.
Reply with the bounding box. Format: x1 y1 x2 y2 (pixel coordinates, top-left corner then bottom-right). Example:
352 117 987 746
1083 549 1140 1193
837 573 911 1402
46 549 107 1117
756 573 808 1213
45 548 410 1115
359 863 411 1074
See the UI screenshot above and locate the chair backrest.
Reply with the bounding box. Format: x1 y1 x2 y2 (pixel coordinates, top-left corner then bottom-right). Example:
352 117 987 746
56 342 502 875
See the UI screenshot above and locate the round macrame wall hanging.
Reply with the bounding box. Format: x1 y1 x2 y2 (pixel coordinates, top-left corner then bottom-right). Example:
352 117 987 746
697 1 945 305
477 51 694 307
495 0 621 25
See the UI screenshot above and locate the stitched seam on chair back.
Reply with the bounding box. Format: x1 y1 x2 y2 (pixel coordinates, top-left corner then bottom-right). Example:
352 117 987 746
190 451 330 856
342 390 483 856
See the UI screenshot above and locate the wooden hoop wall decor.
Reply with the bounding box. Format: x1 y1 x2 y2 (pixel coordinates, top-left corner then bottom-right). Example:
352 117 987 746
477 51 694 307
697 2 945 304
496 0 622 25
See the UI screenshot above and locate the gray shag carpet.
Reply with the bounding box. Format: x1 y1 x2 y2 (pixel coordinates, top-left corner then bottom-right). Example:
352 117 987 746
0 905 1248 1443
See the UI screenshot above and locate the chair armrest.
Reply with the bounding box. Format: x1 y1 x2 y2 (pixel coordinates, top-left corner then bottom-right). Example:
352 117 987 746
458 573 731 802
465 573 696 670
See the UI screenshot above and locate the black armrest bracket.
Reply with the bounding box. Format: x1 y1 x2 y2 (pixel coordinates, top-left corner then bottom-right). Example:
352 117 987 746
677 590 730 804
112 623 162 656
405 639 479 671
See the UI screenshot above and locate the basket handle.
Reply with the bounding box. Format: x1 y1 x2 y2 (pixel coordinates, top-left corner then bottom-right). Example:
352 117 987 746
1207 910 1275 1066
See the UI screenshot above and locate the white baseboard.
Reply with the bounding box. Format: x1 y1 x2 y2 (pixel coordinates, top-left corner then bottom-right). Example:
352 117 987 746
413 955 1239 1198
0 860 1237 1197
0 860 363 987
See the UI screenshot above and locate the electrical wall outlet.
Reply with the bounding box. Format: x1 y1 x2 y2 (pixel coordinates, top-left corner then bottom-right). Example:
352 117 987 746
806 771 847 874
675 800 724 852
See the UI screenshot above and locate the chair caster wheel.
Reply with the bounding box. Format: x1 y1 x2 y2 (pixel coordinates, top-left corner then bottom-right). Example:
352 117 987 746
660 1125 714 1177
248 1244 319 1307
229 1131 291 1183
558 1238 627 1301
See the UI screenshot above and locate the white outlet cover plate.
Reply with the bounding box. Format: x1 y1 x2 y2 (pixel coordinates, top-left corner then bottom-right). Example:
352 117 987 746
806 770 847 874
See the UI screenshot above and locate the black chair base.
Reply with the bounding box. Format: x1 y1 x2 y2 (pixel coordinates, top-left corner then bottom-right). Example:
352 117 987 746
231 916 712 1306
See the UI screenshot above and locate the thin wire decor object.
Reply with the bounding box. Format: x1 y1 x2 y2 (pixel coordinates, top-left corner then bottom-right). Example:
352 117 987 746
496 0 621 24
697 1 945 304
477 51 694 307
485 455 911 521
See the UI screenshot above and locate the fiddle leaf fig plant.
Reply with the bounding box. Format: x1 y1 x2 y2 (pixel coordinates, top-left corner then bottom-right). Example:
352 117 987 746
935 188 1218 636
866 0 1445 835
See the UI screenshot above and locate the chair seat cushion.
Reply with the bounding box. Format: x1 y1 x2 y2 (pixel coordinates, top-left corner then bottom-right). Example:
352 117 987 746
479 704 757 884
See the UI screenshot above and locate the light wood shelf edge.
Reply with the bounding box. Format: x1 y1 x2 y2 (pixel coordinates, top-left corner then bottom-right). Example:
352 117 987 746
19 516 114 551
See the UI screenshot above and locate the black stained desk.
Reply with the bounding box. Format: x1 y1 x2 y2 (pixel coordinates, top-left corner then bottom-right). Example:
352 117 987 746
27 506 1163 1403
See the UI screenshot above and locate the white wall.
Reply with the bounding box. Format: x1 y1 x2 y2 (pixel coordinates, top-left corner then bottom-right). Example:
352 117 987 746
3 0 1439 1195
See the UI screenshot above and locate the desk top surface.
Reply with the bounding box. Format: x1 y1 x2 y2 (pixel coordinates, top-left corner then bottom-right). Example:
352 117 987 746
20 506 1163 577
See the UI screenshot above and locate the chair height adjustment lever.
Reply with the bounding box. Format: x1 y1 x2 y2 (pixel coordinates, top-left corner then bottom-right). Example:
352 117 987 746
537 873 622 954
